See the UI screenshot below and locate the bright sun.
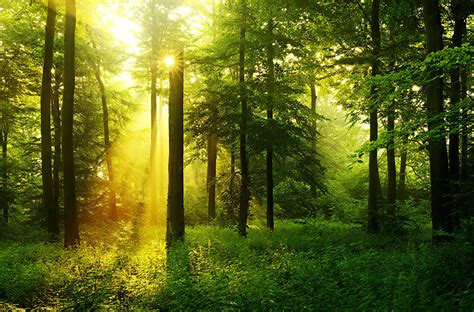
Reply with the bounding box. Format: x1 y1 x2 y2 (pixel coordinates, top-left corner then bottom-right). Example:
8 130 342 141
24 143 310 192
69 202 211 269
164 56 175 67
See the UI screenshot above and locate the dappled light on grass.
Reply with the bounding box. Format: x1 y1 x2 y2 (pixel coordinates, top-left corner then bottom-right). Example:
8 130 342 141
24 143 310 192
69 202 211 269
0 221 472 310
81 97 169 245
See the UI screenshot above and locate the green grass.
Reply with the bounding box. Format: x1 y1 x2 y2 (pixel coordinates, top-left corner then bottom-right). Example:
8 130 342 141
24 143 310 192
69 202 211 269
0 220 473 310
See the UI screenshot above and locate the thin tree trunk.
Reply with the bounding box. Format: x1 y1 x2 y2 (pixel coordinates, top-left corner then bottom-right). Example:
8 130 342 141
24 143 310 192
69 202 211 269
422 0 453 238
387 104 397 215
1 130 8 223
310 81 318 196
368 0 381 234
40 0 58 239
207 134 217 220
460 70 468 180
94 66 117 221
398 144 407 200
238 0 249 237
231 151 235 176
266 18 274 231
167 51 185 246
63 0 79 247
150 27 158 225
449 0 466 229
52 71 61 222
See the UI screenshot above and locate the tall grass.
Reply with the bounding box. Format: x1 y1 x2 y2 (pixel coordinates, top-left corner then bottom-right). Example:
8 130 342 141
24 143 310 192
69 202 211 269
0 220 472 310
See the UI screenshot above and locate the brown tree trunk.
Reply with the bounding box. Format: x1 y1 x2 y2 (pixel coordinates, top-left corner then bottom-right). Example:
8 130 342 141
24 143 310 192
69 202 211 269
460 70 468 180
368 0 381 234
150 16 158 225
52 71 61 223
40 0 59 239
398 145 407 200
387 104 397 215
422 0 453 238
207 134 217 220
1 129 8 223
94 66 117 221
167 51 185 246
63 0 79 247
266 18 274 231
310 81 318 196
238 0 249 237
449 0 466 229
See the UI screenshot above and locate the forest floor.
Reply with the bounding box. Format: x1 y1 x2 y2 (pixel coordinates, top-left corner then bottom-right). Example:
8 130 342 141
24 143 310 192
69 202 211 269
0 220 473 310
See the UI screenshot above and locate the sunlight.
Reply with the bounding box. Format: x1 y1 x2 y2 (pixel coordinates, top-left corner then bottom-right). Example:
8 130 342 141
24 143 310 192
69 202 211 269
164 56 175 67
97 4 141 54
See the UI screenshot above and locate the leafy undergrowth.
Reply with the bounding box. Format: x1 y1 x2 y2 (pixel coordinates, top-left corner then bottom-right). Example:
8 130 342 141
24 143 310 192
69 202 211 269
0 220 473 310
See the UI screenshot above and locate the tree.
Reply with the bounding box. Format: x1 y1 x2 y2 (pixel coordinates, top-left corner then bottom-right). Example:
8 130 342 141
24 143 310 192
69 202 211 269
94 65 117 221
40 0 59 239
422 0 452 237
167 51 185 246
367 0 382 234
265 17 275 231
63 0 80 247
238 0 250 238
207 133 217 220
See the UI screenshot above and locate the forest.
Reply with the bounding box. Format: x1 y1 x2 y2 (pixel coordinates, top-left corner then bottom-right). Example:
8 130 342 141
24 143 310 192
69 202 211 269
0 0 473 310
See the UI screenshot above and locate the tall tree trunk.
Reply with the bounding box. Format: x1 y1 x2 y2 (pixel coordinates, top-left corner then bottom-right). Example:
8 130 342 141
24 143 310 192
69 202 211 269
368 0 381 234
398 143 407 200
150 21 158 225
63 0 79 247
310 81 318 196
449 0 466 229
94 66 117 221
1 130 8 223
167 51 185 246
387 103 397 216
448 0 464 183
422 0 453 237
266 18 274 231
52 71 61 222
460 70 468 180
207 134 217 220
40 0 59 239
238 0 249 237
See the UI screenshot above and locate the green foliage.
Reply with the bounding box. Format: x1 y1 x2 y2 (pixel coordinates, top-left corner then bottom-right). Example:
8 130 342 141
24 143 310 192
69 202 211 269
274 178 316 218
0 221 473 310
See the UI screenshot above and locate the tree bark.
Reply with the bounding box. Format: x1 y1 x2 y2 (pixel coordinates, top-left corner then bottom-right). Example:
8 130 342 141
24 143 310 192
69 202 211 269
422 0 453 237
238 0 249 237
52 71 61 223
398 144 407 200
310 81 318 196
368 0 381 234
1 129 8 223
387 103 397 214
207 134 217 220
449 0 466 229
40 0 59 239
150 11 158 225
167 51 185 246
266 18 274 231
94 66 117 221
460 70 468 181
63 0 79 247
448 0 464 183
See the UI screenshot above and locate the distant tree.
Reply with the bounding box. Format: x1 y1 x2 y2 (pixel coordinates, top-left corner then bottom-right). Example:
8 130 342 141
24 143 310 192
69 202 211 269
265 17 275 231
238 0 250 238
93 64 117 220
40 0 59 239
63 0 79 247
